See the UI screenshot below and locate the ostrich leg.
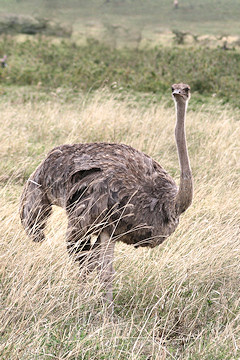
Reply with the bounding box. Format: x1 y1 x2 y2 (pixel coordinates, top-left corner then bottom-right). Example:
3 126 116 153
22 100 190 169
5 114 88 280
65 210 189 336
98 231 115 313
66 221 91 267
66 220 103 273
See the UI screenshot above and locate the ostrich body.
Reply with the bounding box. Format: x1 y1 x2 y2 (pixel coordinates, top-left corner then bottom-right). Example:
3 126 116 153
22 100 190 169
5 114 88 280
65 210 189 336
20 83 193 308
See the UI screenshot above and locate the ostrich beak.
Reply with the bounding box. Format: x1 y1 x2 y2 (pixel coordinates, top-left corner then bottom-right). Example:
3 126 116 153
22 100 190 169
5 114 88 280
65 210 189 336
172 89 182 97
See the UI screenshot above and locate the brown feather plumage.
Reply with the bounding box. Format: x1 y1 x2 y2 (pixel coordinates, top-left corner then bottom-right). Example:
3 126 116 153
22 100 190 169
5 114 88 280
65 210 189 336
20 142 179 247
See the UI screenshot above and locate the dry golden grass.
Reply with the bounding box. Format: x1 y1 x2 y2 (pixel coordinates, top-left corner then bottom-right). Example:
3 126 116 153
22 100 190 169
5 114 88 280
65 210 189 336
0 90 239 359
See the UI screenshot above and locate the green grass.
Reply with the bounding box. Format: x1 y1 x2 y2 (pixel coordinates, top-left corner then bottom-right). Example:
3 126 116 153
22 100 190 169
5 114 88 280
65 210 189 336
0 36 240 108
0 0 240 36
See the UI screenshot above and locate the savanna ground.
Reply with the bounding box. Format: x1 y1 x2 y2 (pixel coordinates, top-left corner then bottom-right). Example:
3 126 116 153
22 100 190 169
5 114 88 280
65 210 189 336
1 89 240 359
0 0 240 359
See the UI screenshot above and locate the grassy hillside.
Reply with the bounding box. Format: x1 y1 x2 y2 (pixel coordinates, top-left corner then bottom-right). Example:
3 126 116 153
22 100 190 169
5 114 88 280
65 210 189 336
0 0 240 36
0 90 240 359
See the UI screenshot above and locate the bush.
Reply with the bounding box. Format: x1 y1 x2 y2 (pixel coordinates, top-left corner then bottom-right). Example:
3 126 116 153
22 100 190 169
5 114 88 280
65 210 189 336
0 36 239 106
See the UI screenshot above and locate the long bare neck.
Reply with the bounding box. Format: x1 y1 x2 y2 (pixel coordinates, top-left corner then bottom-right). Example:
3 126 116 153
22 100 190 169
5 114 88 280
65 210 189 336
174 100 193 215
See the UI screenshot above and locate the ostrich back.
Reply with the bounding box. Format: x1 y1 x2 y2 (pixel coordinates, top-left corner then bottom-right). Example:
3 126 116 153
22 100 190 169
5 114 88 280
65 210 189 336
26 143 179 248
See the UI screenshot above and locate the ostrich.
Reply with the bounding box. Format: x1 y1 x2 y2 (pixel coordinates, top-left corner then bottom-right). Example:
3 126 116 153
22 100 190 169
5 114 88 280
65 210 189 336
20 83 193 309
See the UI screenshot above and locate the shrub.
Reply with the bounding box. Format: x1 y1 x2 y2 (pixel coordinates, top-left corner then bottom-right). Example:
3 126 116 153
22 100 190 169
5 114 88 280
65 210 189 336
0 36 239 107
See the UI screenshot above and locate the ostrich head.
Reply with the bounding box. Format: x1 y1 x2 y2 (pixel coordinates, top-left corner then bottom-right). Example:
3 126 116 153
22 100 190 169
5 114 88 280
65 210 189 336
171 83 191 104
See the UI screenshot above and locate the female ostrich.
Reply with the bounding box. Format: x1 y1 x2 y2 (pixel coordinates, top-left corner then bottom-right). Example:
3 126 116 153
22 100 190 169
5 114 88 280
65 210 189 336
20 83 193 307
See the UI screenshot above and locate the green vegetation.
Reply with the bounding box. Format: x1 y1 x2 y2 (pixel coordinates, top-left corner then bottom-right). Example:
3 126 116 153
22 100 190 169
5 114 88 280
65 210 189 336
0 36 240 107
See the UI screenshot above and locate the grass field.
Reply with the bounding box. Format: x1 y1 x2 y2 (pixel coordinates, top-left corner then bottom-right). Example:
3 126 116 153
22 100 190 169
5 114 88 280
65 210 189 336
0 90 239 359
0 1 240 358
1 0 240 40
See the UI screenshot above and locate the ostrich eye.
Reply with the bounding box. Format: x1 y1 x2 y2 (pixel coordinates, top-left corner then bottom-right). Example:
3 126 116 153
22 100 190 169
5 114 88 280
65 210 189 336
171 87 174 92
184 87 189 92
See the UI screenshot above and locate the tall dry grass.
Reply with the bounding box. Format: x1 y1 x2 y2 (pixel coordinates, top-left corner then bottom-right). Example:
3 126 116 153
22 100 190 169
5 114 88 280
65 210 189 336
0 91 239 359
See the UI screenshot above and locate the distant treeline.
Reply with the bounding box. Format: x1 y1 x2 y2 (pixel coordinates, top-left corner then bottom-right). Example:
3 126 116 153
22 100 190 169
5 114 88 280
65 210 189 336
0 37 239 106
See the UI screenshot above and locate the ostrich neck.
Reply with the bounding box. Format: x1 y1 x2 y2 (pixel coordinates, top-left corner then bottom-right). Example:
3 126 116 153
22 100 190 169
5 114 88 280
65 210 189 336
174 100 193 215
